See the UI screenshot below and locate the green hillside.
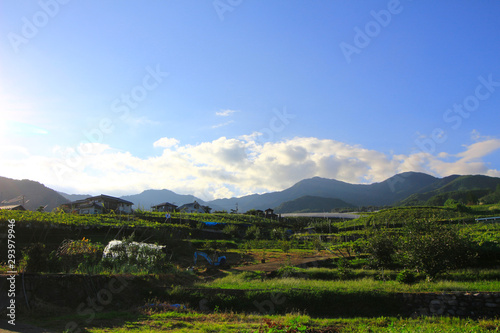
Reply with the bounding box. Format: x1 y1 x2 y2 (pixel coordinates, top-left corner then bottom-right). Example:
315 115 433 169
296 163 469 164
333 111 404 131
274 195 354 213
0 176 69 211
398 175 500 206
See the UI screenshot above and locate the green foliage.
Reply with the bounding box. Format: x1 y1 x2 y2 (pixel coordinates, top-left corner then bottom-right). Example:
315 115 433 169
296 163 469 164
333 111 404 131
202 240 220 252
480 184 500 204
20 242 48 273
336 257 352 279
396 269 417 284
353 207 474 230
57 237 103 273
279 240 291 253
222 223 238 237
365 230 396 268
245 209 264 216
328 239 365 258
274 195 354 214
443 198 470 212
276 265 303 278
397 220 475 280
270 227 289 240
311 236 322 251
258 318 308 333
246 225 261 239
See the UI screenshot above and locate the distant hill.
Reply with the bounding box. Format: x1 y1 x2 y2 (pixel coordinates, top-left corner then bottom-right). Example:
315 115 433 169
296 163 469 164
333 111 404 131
208 172 439 212
397 175 500 206
274 195 355 213
0 176 69 211
58 192 92 202
120 189 212 210
3 172 500 213
425 189 492 206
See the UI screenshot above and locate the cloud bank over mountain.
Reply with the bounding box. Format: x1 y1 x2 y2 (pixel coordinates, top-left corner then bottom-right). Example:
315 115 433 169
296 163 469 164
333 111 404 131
1 133 499 201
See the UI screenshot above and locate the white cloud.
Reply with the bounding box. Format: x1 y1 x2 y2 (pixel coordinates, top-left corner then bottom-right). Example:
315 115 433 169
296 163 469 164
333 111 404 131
457 139 500 162
1 136 500 201
212 120 234 129
216 109 237 117
153 137 179 148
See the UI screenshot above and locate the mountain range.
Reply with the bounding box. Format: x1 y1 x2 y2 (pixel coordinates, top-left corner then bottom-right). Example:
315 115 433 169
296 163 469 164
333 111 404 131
0 176 69 211
1 172 500 213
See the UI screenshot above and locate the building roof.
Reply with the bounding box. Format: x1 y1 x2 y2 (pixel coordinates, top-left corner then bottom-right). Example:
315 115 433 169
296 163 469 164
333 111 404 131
178 201 199 208
152 202 178 208
67 194 133 206
0 204 26 210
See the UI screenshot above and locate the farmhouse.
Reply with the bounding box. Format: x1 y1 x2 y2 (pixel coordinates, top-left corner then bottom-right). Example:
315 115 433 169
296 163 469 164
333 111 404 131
0 204 26 211
178 201 210 213
265 208 278 219
151 202 178 212
63 194 133 214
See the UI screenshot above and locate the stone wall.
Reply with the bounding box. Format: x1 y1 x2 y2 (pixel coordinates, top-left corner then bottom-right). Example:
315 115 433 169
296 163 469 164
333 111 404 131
400 292 500 318
1 274 499 318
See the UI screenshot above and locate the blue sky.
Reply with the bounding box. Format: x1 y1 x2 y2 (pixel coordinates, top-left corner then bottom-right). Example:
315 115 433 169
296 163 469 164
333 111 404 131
1 0 500 200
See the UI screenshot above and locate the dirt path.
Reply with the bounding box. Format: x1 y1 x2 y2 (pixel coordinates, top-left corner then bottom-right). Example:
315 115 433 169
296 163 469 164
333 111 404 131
233 256 332 272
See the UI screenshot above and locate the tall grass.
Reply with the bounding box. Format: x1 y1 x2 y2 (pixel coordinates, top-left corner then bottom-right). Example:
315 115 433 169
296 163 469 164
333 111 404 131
61 310 500 332
197 272 500 293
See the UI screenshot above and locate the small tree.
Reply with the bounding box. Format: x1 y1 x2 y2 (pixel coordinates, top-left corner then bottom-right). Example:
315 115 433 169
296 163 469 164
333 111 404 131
365 229 396 268
397 220 475 280
444 198 469 212
270 228 288 240
20 243 48 273
245 225 261 239
280 240 291 254
222 224 238 238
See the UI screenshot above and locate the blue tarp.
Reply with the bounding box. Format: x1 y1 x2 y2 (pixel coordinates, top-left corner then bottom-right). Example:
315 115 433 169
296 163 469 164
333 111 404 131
202 221 226 226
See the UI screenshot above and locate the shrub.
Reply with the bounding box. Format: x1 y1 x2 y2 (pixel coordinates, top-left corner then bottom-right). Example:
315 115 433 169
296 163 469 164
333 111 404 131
397 220 475 280
57 238 103 273
222 224 238 237
312 237 323 251
365 230 396 268
270 227 288 240
280 240 291 254
336 257 352 279
396 269 416 284
444 198 469 212
245 225 261 239
276 265 302 278
20 243 48 273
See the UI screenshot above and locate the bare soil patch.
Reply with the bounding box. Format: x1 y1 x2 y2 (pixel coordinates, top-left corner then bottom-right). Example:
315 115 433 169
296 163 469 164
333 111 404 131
234 255 332 272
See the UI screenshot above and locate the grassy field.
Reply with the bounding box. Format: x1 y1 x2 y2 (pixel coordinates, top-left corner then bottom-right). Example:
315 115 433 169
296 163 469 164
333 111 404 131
23 309 500 332
198 271 500 293
2 205 500 332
